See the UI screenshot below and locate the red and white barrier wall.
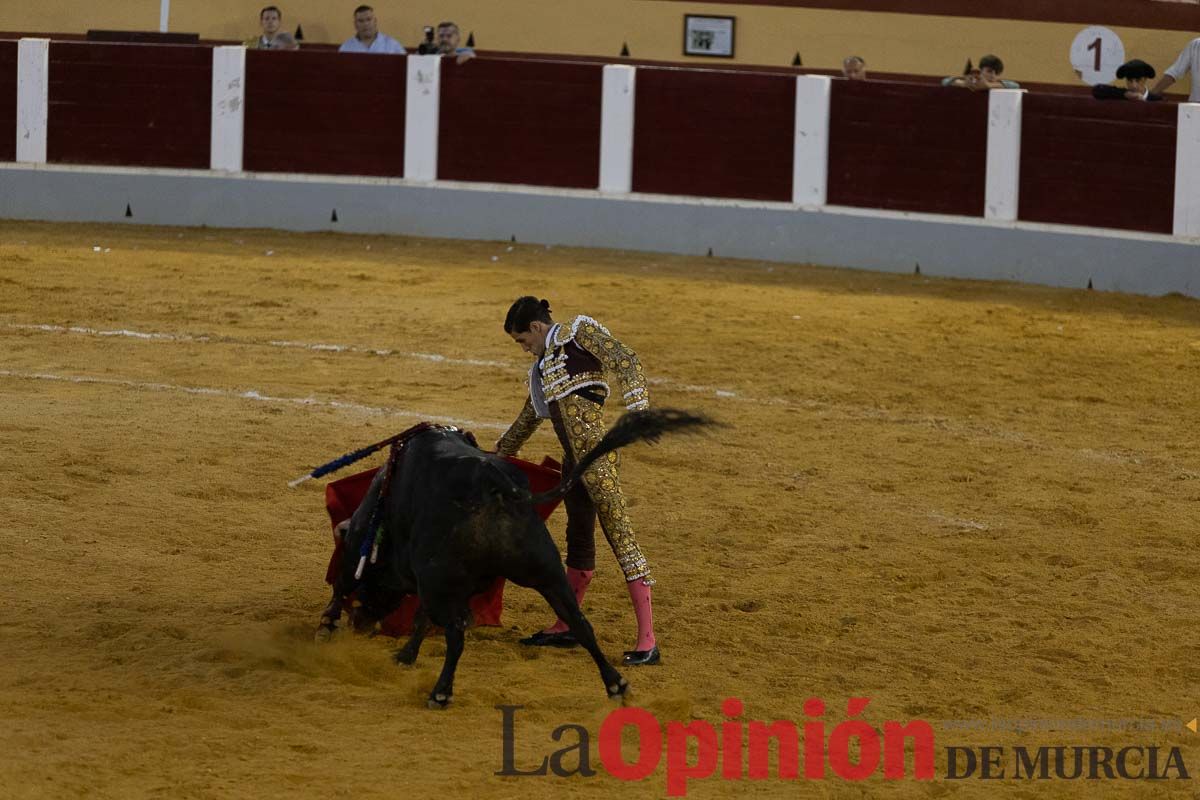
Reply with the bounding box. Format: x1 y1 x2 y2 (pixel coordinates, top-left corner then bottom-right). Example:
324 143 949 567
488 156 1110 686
2 38 1199 295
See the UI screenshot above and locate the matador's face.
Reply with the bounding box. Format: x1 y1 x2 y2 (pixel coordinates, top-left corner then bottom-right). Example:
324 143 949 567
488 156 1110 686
510 322 549 359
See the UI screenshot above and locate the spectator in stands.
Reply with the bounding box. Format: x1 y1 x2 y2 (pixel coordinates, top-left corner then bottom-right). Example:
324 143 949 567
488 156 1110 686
437 21 476 63
943 55 1019 90
1094 59 1163 101
842 55 867 80
245 5 285 49
338 5 406 54
272 31 299 51
1151 36 1200 101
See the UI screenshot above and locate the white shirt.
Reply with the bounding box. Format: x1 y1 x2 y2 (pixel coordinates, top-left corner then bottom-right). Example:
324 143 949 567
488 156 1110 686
338 33 406 54
528 324 560 419
1165 37 1200 101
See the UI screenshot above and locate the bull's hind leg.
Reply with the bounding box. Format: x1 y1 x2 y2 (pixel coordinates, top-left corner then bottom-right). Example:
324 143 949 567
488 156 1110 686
426 600 471 709
392 604 430 666
315 592 343 643
536 581 628 700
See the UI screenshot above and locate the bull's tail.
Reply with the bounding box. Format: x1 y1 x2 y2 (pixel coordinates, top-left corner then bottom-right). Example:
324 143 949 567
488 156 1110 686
529 408 715 505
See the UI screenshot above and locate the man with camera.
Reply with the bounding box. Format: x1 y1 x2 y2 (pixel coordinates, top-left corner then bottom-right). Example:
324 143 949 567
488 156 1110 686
418 21 475 63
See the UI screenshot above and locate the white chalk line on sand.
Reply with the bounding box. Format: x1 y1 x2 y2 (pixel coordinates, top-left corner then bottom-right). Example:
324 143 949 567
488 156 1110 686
7 323 513 369
0 321 1109 447
4 321 1193 475
6 322 747 399
0 369 508 431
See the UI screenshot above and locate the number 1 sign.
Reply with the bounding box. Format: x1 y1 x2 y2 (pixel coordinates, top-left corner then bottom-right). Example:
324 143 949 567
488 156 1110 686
1070 26 1126 85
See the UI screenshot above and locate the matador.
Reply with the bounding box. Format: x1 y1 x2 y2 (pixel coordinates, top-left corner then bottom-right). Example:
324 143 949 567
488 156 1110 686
497 296 660 666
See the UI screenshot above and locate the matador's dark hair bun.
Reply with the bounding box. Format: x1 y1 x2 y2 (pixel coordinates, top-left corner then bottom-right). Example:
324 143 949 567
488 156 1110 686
504 296 554 333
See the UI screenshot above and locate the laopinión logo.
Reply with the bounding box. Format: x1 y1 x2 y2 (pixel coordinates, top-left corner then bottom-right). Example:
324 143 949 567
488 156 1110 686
496 699 1192 796
497 697 935 796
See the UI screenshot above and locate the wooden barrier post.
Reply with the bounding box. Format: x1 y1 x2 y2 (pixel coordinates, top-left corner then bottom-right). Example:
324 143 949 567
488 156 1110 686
16 38 49 164
792 75 831 206
985 88 1024 222
600 64 636 193
210 46 246 172
404 55 441 182
1174 103 1200 238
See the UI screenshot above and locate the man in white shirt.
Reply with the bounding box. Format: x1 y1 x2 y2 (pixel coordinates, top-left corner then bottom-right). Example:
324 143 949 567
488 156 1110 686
1151 37 1200 100
338 5 406 54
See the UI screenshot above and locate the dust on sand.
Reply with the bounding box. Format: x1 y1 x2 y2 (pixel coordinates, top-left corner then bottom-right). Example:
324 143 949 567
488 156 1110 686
1 221 1197 798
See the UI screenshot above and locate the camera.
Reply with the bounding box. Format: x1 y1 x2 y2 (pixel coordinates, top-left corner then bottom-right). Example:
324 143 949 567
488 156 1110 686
417 25 439 54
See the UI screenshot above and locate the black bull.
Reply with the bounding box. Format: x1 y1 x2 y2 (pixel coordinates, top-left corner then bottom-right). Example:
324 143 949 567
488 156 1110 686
316 408 710 708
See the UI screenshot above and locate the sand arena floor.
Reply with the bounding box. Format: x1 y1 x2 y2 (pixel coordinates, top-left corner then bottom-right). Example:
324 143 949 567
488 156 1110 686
0 220 1198 799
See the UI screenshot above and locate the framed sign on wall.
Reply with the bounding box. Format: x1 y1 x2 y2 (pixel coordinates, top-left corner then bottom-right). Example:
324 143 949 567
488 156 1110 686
684 15 736 57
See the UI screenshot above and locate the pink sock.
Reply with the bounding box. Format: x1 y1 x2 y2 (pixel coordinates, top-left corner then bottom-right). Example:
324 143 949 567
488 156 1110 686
543 567 594 634
626 579 656 651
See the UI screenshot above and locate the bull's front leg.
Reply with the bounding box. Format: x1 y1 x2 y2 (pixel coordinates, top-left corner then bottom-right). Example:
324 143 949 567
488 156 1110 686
427 603 470 709
392 604 430 666
315 592 343 643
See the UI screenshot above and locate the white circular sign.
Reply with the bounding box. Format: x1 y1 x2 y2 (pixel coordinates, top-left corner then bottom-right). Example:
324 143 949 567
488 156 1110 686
1070 26 1125 86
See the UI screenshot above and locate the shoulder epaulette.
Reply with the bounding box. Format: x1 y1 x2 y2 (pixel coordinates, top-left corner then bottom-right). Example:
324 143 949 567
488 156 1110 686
554 315 609 347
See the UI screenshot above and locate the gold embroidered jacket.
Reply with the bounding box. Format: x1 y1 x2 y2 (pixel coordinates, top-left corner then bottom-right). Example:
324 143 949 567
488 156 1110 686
497 315 649 455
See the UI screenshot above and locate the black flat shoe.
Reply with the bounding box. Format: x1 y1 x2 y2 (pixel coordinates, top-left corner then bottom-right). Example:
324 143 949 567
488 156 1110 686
519 630 578 648
622 646 661 666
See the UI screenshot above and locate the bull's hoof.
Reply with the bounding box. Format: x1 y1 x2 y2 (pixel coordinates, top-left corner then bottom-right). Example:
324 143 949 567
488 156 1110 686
426 693 452 710
314 619 337 643
392 647 418 666
607 677 630 699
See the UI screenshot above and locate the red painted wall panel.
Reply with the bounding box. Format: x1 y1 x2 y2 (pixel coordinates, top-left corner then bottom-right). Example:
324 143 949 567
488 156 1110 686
632 68 794 202
438 59 603 189
1018 94 1175 234
828 80 988 216
244 50 406 177
47 42 210 169
0 41 15 162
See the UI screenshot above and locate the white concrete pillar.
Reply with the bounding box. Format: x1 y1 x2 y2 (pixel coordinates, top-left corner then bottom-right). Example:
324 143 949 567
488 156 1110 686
1174 103 1200 238
16 38 50 164
792 75 831 206
210 46 246 172
159 0 171 33
984 89 1024 222
599 64 636 193
404 55 441 182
